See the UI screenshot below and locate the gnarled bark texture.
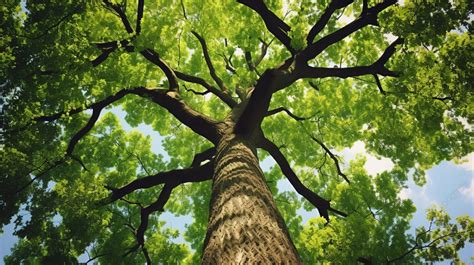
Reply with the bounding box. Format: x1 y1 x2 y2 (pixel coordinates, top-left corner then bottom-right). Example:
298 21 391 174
201 133 301 264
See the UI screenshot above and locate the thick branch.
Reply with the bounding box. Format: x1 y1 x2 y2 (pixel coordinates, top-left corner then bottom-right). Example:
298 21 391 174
259 138 347 221
102 0 134 34
237 0 295 53
174 70 237 107
299 0 397 62
22 86 221 145
191 147 216 168
91 47 117 67
298 38 403 79
309 136 350 184
107 161 213 203
136 0 144 35
307 0 355 44
191 31 228 92
140 49 179 91
135 183 175 246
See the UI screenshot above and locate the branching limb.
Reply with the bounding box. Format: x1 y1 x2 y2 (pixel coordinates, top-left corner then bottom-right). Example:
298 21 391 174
307 0 355 44
21 86 222 144
386 230 469 264
106 161 213 203
255 38 271 67
309 136 350 184
221 49 237 74
298 38 404 79
13 86 148 132
174 71 237 107
17 108 102 193
299 0 397 62
259 137 347 221
265 107 310 121
140 49 179 92
133 184 174 248
191 31 228 92
237 0 295 53
16 158 66 193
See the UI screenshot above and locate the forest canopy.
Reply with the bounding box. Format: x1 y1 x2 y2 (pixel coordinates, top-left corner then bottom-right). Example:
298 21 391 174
1 0 473 264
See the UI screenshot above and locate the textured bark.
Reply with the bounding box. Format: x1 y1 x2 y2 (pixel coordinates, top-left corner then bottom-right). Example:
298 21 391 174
201 133 301 264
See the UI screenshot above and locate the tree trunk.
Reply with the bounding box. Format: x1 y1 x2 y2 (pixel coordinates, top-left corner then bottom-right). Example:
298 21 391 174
201 133 301 264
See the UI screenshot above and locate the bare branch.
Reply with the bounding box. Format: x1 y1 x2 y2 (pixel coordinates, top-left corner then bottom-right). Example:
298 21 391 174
191 31 228 92
237 0 295 53
259 138 347 221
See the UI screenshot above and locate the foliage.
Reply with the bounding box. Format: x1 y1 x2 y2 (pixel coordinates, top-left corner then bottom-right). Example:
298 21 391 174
1 0 473 264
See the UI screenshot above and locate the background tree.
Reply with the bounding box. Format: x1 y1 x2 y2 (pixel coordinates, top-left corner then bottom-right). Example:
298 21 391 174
1 0 473 264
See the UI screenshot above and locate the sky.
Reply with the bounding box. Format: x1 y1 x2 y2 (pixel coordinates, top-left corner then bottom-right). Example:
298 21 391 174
1 108 473 264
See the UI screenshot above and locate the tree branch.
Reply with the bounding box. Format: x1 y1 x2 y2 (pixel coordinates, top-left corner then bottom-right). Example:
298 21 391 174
259 138 347 221
102 0 134 34
191 31 228 92
135 183 174 246
16 108 103 193
136 0 145 35
298 38 403 79
191 147 216 168
174 70 237 107
299 0 397 62
309 136 350 184
307 0 355 44
237 0 295 53
18 86 222 149
106 161 213 203
265 107 309 121
140 49 179 91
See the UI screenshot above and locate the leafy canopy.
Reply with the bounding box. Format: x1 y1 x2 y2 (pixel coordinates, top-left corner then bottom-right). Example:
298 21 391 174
1 0 473 264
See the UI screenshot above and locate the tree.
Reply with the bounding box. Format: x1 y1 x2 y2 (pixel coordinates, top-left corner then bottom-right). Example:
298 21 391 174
1 0 473 263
